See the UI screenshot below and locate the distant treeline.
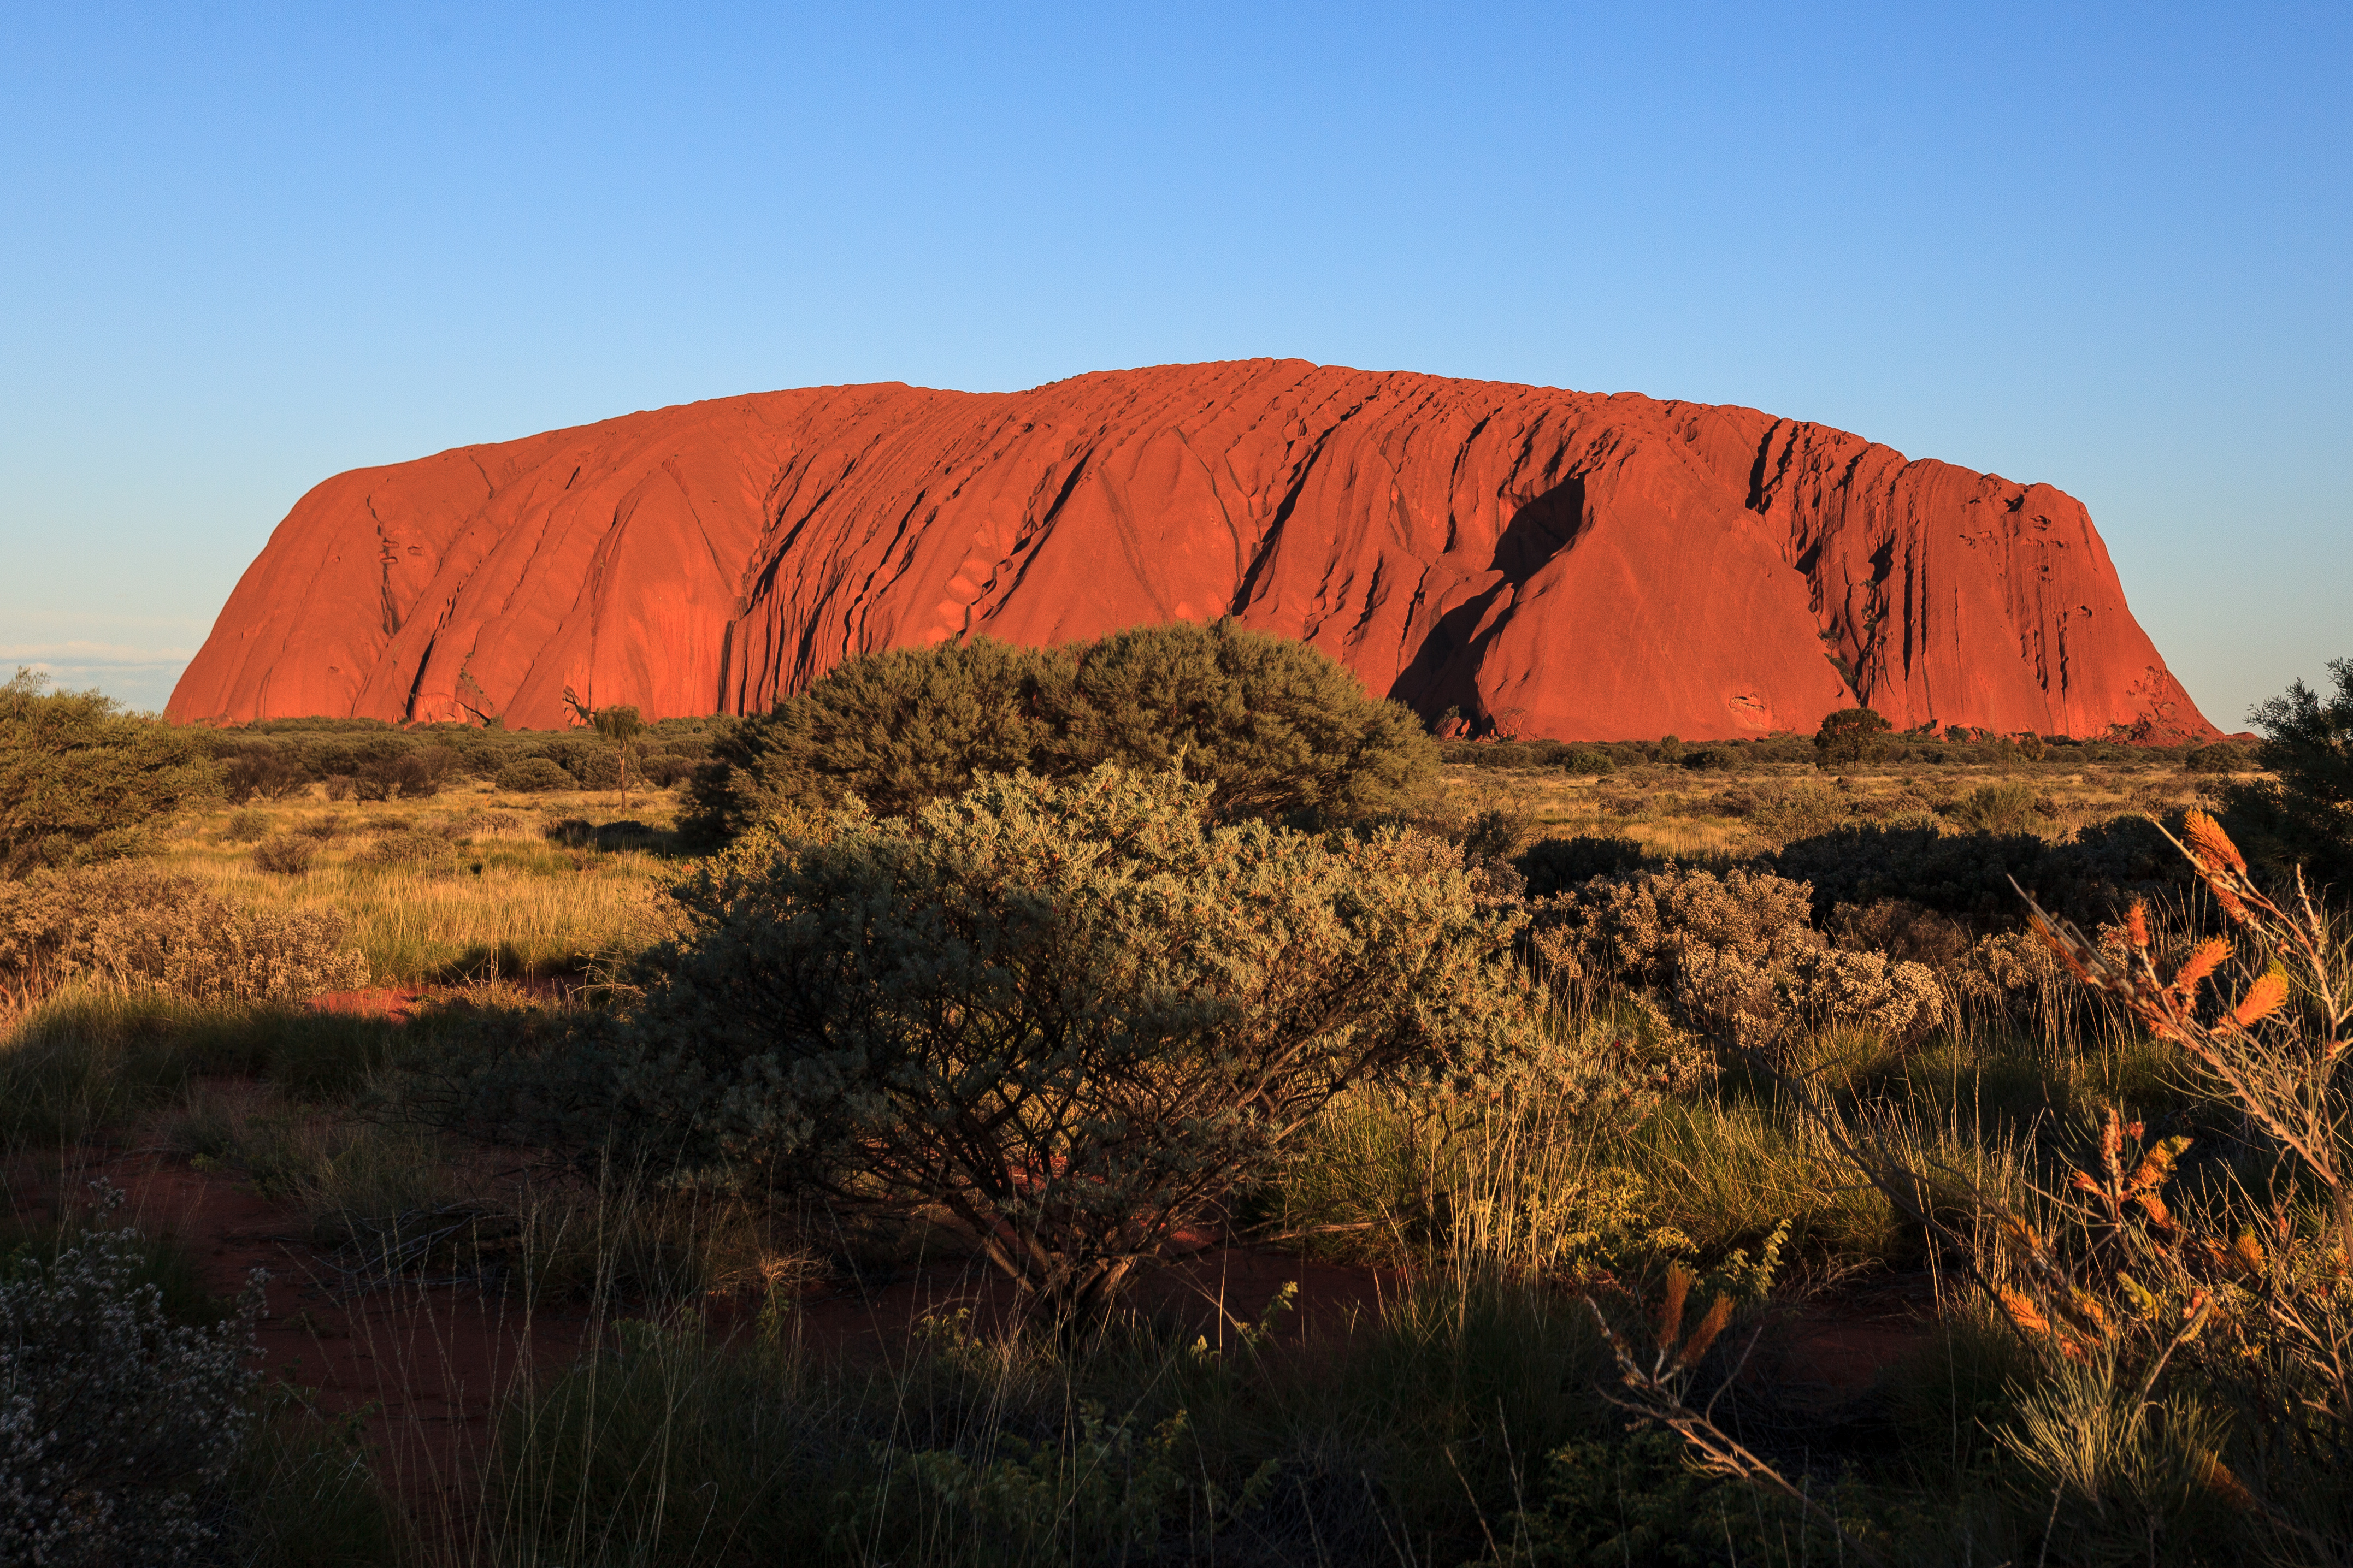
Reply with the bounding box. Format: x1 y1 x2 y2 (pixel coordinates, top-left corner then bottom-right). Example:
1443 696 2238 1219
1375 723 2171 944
1439 733 2257 773
193 716 721 800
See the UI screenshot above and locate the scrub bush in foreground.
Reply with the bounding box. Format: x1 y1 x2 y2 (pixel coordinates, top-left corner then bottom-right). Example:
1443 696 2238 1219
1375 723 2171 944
452 766 1547 1319
1 1188 265 1566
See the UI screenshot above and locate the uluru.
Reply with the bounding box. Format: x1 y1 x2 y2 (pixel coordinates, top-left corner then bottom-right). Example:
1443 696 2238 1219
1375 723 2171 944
167 359 2214 742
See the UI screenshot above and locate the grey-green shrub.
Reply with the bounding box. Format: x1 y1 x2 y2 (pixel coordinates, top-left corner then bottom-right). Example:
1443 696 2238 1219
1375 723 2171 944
493 756 573 794
455 766 1543 1319
0 864 367 1013
1 1193 265 1566
1529 864 1944 1050
681 622 1437 844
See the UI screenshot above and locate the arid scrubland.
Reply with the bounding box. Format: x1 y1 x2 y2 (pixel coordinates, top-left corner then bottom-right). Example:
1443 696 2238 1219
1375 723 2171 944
6 645 2353 1567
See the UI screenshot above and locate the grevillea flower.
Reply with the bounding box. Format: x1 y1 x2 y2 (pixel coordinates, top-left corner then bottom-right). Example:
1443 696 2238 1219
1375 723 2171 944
2229 968 2290 1029
2174 937 2231 999
2185 810 2247 874
1678 1294 1735 1370
2126 900 2151 949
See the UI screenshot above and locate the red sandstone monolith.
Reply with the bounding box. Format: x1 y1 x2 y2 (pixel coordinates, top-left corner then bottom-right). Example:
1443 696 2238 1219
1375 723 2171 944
168 360 2213 742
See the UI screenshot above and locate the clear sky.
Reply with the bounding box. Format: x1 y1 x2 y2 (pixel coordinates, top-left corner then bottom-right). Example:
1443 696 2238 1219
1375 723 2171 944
3 2 2345 726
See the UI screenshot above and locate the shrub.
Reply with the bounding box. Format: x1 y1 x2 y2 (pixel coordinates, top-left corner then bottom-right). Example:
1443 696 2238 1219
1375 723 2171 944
352 828 456 869
249 835 317 876
453 767 1542 1319
1944 780 2049 836
1 1191 265 1566
0 865 368 1013
222 809 272 843
1683 745 1741 771
681 622 1438 844
1561 746 1617 777
2184 741 2254 774
351 747 449 801
1 670 218 878
1812 707 1891 768
220 744 306 804
1515 835 1645 900
494 755 574 794
1529 865 1943 1050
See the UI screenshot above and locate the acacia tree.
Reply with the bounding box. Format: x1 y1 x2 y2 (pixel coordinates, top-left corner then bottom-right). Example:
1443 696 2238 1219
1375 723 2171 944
469 767 1545 1321
1812 706 1891 769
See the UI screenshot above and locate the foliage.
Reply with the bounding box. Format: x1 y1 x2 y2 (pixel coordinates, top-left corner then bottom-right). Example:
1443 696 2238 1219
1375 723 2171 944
0 862 367 1015
1773 816 2188 929
493 755 573 793
1813 706 1892 768
1516 834 1646 900
451 766 1539 1318
2221 655 2353 894
1943 780 2050 836
680 622 1438 843
250 834 319 875
1 1188 266 1566
1530 865 1945 1052
1 669 218 878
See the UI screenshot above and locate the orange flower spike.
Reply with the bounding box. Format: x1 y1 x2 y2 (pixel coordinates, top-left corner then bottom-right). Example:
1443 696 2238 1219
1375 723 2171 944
1657 1262 1692 1350
2231 1233 2264 1275
2214 885 2251 925
2126 900 2151 950
1998 1286 2052 1337
2069 1169 2101 1194
2173 938 2231 999
2228 969 2291 1031
1677 1294 1736 1370
2185 810 2247 874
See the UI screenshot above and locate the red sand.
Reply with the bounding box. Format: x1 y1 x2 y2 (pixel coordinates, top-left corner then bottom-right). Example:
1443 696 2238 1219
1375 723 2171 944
168 360 2212 744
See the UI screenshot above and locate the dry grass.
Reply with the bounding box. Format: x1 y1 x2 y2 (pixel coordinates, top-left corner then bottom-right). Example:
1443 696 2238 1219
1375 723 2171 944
152 782 678 984
1435 750 2233 859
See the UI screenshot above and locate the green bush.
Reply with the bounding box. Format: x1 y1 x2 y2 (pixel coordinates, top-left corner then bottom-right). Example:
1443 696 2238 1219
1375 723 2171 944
680 622 1437 844
493 756 573 794
1562 745 1617 776
453 767 1538 1319
1 670 217 878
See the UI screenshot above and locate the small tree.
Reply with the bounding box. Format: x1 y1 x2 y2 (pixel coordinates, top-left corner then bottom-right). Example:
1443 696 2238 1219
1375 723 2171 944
1 670 217 879
464 767 1542 1321
564 690 646 812
1812 706 1891 769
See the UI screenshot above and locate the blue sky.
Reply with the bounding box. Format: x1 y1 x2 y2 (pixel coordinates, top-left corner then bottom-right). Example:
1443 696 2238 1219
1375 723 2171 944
3 2 2345 725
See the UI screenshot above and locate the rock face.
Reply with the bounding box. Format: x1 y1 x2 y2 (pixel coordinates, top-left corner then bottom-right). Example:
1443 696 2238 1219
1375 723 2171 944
169 360 2214 742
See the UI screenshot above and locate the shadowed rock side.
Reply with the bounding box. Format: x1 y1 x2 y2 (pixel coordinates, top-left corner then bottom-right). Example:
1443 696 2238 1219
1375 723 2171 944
168 360 2214 742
